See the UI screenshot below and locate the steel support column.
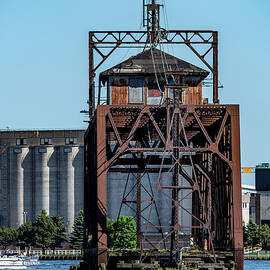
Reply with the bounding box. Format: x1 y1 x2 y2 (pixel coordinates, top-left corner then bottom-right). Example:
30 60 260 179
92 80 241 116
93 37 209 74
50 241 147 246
96 106 107 266
228 105 243 270
136 172 142 249
213 31 218 104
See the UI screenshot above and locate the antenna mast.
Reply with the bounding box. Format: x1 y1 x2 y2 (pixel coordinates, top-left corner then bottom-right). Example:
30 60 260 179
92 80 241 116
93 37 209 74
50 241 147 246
143 0 162 44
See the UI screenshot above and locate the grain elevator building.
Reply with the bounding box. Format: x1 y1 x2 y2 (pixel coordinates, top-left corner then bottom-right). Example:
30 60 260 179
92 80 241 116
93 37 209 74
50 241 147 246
0 129 84 233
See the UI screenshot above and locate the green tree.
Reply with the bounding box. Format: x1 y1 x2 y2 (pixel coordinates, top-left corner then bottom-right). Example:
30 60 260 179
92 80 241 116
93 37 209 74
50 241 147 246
50 216 68 252
18 221 36 252
0 227 18 249
260 224 270 250
34 210 56 254
70 210 84 249
246 219 260 249
107 216 136 249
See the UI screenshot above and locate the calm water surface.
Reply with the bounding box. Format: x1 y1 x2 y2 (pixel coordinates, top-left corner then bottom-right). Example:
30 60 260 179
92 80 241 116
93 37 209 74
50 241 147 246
245 260 270 269
26 260 270 269
28 260 81 270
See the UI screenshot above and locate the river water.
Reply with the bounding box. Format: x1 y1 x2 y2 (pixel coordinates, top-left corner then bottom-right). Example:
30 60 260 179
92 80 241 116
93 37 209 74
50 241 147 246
28 260 80 270
26 260 270 269
244 260 270 269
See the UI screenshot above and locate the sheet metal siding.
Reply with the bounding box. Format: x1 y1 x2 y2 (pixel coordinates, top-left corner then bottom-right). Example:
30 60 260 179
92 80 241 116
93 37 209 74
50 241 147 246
111 86 128 105
182 83 202 105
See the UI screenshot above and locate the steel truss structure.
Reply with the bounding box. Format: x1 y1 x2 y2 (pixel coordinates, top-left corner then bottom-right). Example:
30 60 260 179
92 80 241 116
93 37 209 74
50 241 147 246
89 29 218 117
85 103 243 269
85 2 243 268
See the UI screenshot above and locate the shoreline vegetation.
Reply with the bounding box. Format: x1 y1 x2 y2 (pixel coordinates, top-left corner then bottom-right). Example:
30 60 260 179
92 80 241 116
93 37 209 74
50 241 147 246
3 214 270 262
243 218 270 258
0 210 84 254
245 253 270 260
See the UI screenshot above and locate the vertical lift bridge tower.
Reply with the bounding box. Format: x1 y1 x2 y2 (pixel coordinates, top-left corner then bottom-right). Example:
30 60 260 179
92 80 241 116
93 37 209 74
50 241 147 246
84 1 243 269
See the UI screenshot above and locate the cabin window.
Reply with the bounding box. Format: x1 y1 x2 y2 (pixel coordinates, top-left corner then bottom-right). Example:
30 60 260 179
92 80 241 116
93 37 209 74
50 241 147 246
16 138 27 145
40 138 52 145
64 147 72 153
167 88 174 100
111 77 128 86
128 78 144 104
147 82 163 105
38 148 47 153
14 148 22 154
65 137 78 145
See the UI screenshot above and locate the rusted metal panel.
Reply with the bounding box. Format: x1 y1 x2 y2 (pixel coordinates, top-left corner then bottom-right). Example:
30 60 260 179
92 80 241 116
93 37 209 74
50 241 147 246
84 106 108 269
110 76 129 105
96 106 108 266
111 86 128 105
182 83 202 105
227 105 243 270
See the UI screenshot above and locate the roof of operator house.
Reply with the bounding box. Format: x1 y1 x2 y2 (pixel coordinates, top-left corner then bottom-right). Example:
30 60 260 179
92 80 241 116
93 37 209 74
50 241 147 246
100 48 210 80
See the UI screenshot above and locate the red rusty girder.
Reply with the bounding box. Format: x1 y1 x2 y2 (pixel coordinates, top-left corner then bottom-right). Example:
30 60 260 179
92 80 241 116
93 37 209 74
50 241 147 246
84 104 243 269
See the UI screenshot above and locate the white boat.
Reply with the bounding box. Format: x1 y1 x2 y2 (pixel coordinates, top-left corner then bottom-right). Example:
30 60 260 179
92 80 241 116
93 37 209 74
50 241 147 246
0 256 27 269
20 255 39 265
0 254 39 269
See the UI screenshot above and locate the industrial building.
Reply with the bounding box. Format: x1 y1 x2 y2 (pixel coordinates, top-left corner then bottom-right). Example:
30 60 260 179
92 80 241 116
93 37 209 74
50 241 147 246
241 192 251 226
252 165 270 226
241 165 270 227
0 129 84 232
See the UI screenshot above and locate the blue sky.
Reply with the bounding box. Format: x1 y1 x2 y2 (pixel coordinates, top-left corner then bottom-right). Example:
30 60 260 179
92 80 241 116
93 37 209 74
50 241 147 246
1 0 270 184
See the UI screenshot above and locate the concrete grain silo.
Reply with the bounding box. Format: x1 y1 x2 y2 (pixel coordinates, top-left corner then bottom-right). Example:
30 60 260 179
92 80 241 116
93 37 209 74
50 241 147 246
9 147 29 227
73 147 84 217
48 147 59 217
107 166 192 236
59 146 78 233
34 146 54 218
0 130 84 230
22 147 33 222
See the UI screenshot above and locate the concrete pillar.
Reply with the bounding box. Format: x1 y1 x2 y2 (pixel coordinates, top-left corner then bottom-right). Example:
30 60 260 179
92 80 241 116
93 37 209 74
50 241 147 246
48 148 58 216
59 146 78 233
74 146 84 217
34 146 53 218
22 147 33 223
0 146 9 227
9 147 29 227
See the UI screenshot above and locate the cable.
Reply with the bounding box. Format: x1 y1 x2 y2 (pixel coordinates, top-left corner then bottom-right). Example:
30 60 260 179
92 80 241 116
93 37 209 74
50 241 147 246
150 46 162 93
